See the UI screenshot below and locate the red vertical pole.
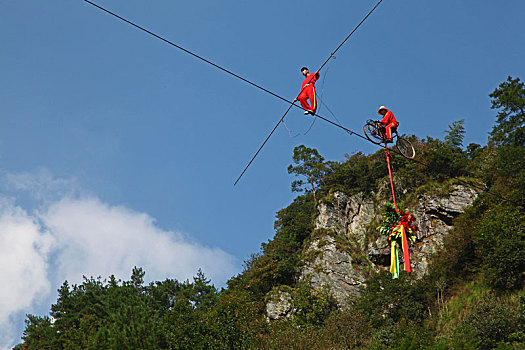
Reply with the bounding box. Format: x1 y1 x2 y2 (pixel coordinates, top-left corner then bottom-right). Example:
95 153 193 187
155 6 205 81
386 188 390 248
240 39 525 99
385 149 398 211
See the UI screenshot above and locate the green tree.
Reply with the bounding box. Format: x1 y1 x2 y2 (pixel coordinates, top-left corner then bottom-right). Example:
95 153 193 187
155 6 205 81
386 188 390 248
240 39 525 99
322 151 387 195
22 315 61 349
453 297 519 350
180 269 219 311
418 137 468 181
205 290 262 349
354 271 429 328
288 145 329 202
290 282 337 327
444 119 466 148
491 145 525 205
489 76 525 146
474 206 525 291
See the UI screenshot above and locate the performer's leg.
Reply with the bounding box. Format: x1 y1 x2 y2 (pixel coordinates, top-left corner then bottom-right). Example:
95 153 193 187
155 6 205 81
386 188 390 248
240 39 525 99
297 91 310 111
306 86 317 113
385 124 393 139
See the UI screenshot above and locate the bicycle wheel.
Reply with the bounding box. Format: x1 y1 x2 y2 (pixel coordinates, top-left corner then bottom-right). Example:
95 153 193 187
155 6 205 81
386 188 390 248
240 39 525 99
363 122 383 145
396 136 416 159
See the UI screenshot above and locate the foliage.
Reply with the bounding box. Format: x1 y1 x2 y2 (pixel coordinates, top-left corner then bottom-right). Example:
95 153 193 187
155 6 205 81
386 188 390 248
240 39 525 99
377 203 418 243
322 151 387 196
320 310 372 349
20 268 235 350
205 290 263 349
287 145 330 201
452 297 520 350
426 207 479 287
253 319 320 350
377 203 402 236
489 76 525 147
369 320 433 350
354 271 431 328
419 136 469 181
289 282 337 327
474 206 525 291
491 145 525 206
444 119 466 148
18 76 525 350
255 309 372 350
22 315 60 350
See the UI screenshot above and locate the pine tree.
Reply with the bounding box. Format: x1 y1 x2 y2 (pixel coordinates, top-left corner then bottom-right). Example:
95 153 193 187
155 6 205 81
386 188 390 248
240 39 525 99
287 145 329 202
444 119 465 148
489 76 525 146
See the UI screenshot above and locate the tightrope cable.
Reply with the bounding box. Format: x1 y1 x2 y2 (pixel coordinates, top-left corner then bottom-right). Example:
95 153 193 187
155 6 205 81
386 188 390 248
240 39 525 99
233 104 295 186
83 0 300 109
234 0 384 185
81 0 382 184
317 0 384 73
81 0 508 204
82 1 368 137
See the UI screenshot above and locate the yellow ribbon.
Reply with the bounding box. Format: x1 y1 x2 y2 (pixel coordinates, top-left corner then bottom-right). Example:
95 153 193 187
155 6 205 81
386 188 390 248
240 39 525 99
390 241 399 279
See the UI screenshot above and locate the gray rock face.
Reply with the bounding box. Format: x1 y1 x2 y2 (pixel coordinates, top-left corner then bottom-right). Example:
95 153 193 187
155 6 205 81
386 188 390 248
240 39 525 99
299 185 478 307
300 192 374 307
409 185 479 276
315 192 375 251
300 236 364 307
416 185 479 238
266 290 292 320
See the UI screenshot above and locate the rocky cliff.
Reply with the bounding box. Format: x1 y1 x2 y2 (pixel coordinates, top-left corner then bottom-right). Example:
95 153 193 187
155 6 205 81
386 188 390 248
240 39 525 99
267 184 478 317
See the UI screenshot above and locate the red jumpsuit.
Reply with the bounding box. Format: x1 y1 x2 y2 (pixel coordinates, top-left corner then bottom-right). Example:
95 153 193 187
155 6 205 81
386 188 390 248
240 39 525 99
380 110 398 139
297 72 319 113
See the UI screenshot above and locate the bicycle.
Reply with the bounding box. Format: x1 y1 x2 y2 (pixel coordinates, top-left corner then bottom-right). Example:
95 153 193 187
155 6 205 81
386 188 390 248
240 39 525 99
363 119 416 159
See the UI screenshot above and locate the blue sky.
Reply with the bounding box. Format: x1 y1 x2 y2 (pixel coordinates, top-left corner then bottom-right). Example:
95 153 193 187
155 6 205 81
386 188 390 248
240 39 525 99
1 0 524 347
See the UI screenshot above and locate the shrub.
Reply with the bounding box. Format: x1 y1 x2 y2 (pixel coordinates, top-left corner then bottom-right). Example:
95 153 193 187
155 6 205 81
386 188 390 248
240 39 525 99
453 297 519 350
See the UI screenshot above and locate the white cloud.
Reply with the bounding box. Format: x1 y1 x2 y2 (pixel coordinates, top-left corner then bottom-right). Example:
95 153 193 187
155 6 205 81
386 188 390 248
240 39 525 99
5 168 79 202
0 199 54 349
0 172 239 349
43 197 237 285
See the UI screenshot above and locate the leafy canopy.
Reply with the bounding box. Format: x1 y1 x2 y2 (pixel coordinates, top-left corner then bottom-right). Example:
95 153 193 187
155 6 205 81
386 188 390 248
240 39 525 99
288 145 330 201
489 76 525 146
444 119 465 148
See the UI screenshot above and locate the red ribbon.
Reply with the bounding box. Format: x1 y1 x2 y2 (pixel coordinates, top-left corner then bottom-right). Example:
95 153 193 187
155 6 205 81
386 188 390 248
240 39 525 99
400 224 411 274
388 212 418 275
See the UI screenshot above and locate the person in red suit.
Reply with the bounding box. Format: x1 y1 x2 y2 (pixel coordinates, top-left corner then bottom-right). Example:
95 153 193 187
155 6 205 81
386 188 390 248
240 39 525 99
295 67 319 115
377 106 398 143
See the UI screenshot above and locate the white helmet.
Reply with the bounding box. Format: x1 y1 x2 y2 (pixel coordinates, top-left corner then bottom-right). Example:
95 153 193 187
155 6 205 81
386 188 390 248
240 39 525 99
377 106 388 114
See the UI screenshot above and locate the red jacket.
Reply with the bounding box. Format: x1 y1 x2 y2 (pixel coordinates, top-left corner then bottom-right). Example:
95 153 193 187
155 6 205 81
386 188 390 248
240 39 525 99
380 110 397 126
301 72 320 89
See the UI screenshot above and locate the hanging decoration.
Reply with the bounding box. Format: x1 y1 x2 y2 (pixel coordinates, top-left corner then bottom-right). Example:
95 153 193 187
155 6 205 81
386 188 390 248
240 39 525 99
378 203 418 279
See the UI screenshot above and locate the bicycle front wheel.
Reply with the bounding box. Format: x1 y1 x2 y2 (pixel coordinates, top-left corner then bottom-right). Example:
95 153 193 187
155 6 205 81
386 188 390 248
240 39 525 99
396 137 416 159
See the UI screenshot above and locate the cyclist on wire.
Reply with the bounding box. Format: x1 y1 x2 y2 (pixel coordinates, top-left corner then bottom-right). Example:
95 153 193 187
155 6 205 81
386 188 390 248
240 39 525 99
377 106 398 143
294 67 320 115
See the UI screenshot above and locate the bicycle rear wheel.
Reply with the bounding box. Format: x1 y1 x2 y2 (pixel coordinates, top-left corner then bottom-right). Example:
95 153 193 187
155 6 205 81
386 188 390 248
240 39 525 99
396 137 416 159
363 122 383 145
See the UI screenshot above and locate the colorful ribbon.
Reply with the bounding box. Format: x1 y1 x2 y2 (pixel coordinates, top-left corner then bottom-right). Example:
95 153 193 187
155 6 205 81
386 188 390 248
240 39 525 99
390 241 399 279
387 214 416 279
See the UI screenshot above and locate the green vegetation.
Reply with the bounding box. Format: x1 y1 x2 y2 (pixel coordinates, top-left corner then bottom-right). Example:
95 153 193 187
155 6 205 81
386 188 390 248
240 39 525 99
489 76 525 147
444 119 466 148
288 144 331 202
17 78 525 349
